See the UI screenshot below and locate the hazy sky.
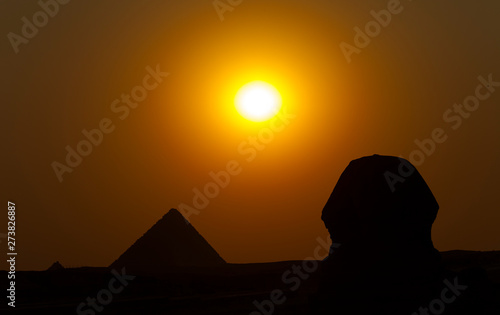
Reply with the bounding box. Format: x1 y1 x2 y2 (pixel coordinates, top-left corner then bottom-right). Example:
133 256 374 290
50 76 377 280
1 0 499 270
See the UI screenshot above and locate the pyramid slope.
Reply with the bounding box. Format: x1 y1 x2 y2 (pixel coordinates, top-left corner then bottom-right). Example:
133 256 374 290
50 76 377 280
110 209 225 271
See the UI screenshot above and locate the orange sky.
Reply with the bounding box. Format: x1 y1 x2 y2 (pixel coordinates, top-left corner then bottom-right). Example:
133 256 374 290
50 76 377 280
1 0 500 270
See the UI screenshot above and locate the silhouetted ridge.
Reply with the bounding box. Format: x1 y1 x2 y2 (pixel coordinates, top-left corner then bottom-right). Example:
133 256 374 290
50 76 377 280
110 208 225 272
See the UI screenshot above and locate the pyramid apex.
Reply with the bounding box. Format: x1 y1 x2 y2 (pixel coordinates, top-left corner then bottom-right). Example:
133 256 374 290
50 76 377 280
164 208 187 221
166 208 181 215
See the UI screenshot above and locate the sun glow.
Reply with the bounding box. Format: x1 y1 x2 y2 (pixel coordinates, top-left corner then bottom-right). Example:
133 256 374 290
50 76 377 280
235 81 282 122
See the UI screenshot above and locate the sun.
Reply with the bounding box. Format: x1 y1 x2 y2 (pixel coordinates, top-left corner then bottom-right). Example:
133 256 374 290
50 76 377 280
235 81 282 122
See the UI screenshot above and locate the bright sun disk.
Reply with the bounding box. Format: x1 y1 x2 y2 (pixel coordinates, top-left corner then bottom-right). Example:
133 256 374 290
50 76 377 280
235 81 282 122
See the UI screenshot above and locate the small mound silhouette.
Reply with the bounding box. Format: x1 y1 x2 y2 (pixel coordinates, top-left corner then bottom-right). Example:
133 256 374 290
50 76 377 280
110 208 225 273
47 261 64 271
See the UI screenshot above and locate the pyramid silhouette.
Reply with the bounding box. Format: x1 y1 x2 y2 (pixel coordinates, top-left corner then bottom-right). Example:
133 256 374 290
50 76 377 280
110 209 225 272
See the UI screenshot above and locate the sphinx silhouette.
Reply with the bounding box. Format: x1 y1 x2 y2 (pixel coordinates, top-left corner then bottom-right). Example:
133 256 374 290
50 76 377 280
321 154 441 279
313 155 494 315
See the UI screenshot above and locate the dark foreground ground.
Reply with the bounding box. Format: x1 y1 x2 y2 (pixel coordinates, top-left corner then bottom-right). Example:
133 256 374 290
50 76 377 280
1 250 500 314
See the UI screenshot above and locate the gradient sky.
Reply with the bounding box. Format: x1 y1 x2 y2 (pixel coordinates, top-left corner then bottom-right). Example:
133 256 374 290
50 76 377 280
1 0 499 270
